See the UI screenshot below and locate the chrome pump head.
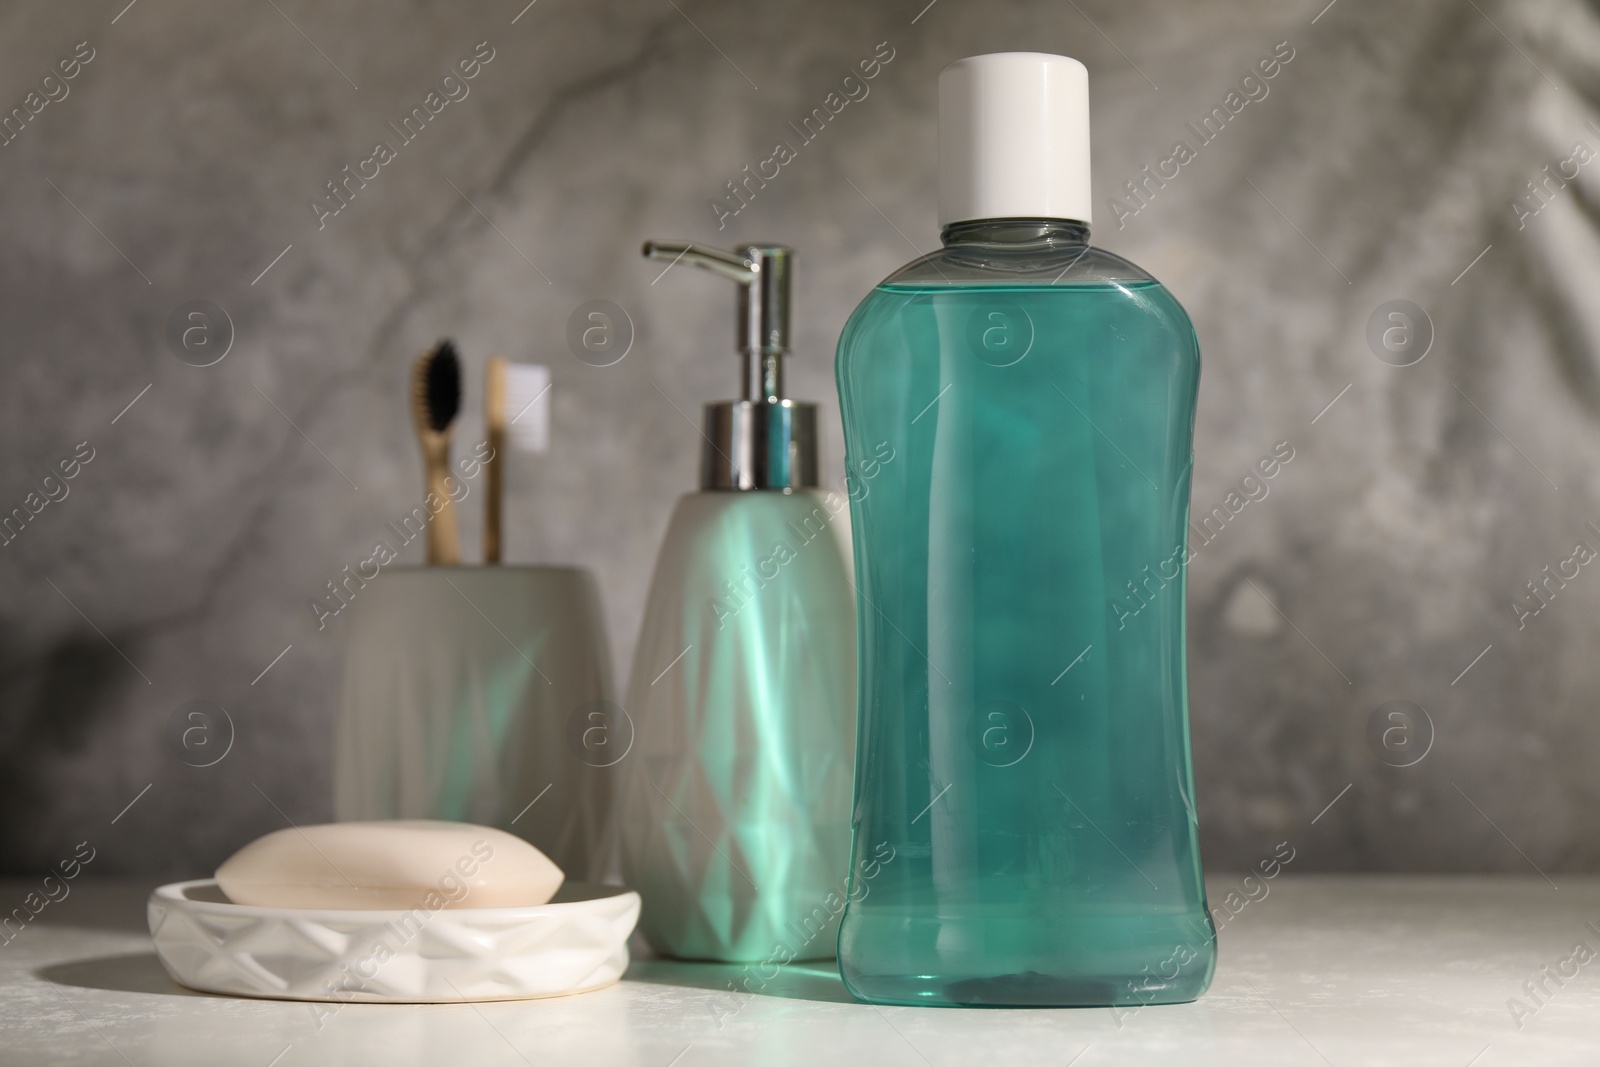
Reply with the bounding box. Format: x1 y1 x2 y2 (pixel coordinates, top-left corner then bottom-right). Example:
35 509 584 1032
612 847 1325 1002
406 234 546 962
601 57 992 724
642 241 817 491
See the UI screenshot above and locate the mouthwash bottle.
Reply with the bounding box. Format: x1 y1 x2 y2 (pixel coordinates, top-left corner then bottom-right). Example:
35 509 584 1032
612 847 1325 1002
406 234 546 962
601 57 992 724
835 52 1215 1007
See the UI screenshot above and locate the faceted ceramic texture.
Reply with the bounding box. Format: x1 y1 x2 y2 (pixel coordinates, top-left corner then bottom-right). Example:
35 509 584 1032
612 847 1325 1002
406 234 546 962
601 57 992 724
333 567 616 883
147 880 639 1003
835 224 1215 1006
619 491 856 962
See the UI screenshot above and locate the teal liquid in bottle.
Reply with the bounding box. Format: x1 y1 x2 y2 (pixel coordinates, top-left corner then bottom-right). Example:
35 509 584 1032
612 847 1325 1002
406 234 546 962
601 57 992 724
835 53 1215 1008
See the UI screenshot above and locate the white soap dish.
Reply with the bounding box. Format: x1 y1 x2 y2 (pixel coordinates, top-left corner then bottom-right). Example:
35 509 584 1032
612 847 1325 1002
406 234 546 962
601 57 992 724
148 879 640 1003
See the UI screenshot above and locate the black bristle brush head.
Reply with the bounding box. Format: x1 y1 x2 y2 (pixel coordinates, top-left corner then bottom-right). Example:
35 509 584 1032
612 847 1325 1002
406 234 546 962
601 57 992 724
422 340 461 431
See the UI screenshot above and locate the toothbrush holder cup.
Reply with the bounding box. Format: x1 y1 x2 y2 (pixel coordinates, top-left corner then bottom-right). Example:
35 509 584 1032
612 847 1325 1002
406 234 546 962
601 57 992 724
333 565 618 882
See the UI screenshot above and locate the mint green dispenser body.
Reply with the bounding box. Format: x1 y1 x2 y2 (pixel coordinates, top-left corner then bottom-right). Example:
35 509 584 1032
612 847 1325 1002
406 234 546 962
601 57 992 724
834 53 1215 1008
620 242 857 961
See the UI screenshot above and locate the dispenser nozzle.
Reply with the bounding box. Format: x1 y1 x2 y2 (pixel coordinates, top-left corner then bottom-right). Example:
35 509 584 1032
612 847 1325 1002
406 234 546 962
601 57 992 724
642 241 757 285
642 240 793 404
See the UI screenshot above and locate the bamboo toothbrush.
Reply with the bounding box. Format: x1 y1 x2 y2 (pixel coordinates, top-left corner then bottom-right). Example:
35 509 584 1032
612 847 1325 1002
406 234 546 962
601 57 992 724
484 357 551 564
410 340 462 565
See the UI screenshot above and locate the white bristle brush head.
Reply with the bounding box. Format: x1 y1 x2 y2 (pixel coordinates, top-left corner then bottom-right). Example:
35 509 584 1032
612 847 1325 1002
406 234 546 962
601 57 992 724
504 364 551 452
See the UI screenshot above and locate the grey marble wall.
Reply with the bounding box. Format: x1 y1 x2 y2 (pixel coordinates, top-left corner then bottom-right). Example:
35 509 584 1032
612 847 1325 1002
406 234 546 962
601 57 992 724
2 0 1597 878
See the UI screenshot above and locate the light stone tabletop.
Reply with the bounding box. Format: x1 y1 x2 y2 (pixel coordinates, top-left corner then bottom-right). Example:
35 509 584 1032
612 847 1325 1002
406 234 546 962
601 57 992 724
0 876 1594 1066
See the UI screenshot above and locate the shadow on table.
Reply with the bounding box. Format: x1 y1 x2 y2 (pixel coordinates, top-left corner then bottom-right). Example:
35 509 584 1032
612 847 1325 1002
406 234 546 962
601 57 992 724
626 958 854 1004
38 952 216 998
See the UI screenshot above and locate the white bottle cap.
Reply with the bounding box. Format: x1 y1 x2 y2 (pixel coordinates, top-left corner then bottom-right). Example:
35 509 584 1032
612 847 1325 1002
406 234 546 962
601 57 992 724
938 52 1092 227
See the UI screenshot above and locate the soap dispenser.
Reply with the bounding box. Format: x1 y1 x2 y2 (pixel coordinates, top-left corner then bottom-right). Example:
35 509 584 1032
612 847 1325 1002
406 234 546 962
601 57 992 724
620 241 857 962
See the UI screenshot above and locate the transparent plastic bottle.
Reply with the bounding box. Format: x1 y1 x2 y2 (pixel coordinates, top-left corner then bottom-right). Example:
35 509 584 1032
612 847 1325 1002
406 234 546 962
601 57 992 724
834 54 1214 1008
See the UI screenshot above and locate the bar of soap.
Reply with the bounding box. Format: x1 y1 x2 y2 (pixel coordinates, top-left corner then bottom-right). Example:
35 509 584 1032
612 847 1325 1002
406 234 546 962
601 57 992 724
215 820 564 910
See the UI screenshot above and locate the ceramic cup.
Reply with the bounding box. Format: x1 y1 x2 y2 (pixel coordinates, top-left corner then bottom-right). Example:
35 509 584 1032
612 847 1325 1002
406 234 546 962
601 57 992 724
333 566 617 882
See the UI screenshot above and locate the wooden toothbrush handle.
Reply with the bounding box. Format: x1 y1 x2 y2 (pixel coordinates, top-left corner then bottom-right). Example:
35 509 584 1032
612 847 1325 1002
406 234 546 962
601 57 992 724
484 357 506 564
484 426 504 563
424 443 460 565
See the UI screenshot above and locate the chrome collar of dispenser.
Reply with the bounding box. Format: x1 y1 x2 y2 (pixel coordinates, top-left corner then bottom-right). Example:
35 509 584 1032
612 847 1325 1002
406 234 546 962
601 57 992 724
642 241 818 492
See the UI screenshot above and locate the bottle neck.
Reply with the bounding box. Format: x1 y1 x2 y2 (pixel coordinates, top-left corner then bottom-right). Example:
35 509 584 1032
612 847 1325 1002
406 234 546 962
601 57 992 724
939 217 1090 249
